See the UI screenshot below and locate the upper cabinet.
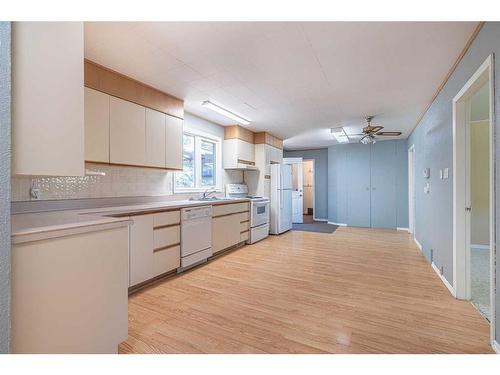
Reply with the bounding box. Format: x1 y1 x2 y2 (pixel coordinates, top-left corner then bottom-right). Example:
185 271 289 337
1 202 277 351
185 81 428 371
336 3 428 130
110 97 147 167
12 22 84 176
84 61 184 171
84 88 110 163
165 115 183 170
223 125 255 169
146 108 166 168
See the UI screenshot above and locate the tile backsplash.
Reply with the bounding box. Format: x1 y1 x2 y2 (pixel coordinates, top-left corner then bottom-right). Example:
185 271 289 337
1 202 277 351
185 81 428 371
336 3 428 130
11 163 243 202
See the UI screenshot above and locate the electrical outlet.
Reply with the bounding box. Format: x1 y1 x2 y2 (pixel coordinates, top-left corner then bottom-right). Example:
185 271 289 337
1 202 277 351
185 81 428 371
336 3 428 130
30 187 40 200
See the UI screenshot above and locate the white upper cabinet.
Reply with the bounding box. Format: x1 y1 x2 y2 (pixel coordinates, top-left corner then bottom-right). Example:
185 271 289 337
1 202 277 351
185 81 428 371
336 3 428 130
165 115 183 170
223 139 255 168
12 22 84 176
84 88 110 163
146 108 166 168
109 97 146 166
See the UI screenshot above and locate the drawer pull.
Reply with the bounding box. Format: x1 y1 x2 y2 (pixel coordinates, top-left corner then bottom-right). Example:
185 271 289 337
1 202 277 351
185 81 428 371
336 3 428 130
153 243 180 253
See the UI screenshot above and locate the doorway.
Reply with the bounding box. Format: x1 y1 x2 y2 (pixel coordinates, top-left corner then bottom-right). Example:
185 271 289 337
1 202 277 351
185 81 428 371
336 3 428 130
453 55 495 335
303 159 315 222
408 145 416 236
283 157 304 223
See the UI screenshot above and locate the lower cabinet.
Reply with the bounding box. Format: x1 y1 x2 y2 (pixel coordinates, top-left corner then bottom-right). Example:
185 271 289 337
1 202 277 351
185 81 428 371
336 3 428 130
212 203 250 254
129 211 181 287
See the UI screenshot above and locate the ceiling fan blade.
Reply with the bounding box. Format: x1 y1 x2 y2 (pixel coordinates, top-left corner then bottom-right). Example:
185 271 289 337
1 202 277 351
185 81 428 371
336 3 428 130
376 131 402 136
363 125 384 134
347 133 365 136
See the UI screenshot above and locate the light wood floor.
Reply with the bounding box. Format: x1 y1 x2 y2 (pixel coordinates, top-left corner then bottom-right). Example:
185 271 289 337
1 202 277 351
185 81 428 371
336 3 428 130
119 227 493 353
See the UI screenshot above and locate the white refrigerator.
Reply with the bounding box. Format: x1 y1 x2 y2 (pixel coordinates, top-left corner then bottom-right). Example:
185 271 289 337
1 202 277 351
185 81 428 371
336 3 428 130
270 163 293 234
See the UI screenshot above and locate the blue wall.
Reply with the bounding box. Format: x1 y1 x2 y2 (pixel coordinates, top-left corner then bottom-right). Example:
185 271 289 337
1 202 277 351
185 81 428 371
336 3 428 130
283 149 328 220
408 22 500 342
327 139 408 228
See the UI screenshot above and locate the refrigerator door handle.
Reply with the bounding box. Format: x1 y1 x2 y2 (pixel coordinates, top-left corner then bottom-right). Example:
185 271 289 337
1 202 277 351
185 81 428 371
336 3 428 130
279 190 283 209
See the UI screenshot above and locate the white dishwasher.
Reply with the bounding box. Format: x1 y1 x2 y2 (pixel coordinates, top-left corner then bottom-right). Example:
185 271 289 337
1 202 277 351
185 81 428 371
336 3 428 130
179 205 213 271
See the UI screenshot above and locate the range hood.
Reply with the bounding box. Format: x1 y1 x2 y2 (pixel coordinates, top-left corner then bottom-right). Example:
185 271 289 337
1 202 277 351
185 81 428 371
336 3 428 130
224 163 259 171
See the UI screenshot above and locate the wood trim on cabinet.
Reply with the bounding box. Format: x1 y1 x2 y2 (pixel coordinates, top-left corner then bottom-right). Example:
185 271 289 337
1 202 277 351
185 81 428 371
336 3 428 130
237 159 255 166
85 160 183 172
153 223 180 230
254 132 283 149
153 242 181 253
213 210 250 219
84 59 184 119
240 230 249 234
411 22 484 134
224 125 255 143
240 220 249 224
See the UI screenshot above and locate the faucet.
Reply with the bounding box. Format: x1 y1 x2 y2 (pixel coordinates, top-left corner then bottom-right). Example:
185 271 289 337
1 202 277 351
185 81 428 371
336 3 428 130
201 189 217 200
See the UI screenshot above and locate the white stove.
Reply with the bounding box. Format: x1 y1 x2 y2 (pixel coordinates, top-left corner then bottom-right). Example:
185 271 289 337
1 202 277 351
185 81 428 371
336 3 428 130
226 184 270 244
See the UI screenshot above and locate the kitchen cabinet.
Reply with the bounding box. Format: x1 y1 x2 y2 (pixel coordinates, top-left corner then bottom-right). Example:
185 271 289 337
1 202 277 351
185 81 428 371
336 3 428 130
212 202 249 254
146 108 166 168
223 139 255 168
11 225 129 353
110 96 147 166
12 22 84 176
165 114 183 170
84 87 110 163
129 211 181 287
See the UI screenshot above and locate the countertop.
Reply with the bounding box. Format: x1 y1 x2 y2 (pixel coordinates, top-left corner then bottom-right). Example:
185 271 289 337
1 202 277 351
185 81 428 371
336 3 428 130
11 198 249 244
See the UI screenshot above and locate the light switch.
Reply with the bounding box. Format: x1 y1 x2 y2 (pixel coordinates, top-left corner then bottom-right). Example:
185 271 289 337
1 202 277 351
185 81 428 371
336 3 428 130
443 168 449 179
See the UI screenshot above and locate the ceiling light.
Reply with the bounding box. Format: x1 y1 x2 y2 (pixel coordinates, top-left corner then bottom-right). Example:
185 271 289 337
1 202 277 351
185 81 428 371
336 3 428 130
330 127 349 144
360 135 376 145
202 101 250 125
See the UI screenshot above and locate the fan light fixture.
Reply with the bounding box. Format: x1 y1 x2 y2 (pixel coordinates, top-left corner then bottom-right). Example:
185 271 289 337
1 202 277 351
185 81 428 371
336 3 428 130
360 134 377 145
202 101 250 125
330 127 349 143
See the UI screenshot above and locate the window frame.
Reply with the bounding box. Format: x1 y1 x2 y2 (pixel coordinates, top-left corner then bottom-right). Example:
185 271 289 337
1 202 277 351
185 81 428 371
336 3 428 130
174 129 222 194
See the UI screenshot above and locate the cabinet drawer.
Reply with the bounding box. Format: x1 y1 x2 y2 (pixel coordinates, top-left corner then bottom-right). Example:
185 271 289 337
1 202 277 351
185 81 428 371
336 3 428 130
239 211 249 222
153 211 180 228
152 245 180 277
240 221 249 232
154 225 180 250
212 202 249 217
240 231 249 242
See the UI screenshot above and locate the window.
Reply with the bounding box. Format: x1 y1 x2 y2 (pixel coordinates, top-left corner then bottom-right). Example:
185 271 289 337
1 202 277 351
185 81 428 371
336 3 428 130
175 131 221 192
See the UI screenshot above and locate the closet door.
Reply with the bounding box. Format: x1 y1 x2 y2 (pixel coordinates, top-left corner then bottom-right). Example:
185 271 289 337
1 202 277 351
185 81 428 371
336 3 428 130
347 144 371 227
370 141 397 228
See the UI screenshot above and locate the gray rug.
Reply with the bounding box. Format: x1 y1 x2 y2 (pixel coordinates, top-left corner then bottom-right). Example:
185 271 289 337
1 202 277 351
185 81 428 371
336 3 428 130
471 247 490 320
292 216 338 233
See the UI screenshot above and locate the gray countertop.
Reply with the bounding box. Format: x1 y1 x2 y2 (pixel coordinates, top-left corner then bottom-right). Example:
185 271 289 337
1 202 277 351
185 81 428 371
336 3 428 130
11 198 249 244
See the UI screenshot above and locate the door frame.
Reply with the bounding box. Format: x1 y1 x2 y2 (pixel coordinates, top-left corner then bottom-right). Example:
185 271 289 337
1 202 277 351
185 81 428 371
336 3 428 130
303 159 318 221
408 144 416 237
452 54 495 343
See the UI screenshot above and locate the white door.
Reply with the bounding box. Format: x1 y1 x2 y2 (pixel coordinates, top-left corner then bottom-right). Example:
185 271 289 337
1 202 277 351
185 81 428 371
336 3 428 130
283 158 303 223
280 189 293 232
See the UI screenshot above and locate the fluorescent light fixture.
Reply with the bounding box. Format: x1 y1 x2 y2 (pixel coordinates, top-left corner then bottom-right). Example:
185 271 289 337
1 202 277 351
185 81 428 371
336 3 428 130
202 101 250 125
330 127 349 143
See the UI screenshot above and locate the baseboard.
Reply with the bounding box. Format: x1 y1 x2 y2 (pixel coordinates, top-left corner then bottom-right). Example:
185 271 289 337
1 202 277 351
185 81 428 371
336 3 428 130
471 244 489 250
492 340 500 354
328 221 347 226
397 227 409 232
431 261 456 297
313 217 328 222
414 237 423 251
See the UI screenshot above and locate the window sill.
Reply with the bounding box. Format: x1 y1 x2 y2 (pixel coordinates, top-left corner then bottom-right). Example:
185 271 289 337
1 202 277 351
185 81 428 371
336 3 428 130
173 188 223 195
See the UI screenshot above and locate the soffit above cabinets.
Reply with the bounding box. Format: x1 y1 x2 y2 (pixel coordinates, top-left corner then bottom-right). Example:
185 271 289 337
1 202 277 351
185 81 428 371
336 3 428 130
84 22 479 149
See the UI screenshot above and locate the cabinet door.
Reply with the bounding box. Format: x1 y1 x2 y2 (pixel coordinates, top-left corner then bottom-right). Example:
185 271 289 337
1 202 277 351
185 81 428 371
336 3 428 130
129 215 154 286
84 88 110 163
146 108 166 168
212 214 242 254
165 115 183 170
370 141 397 229
347 144 371 227
238 140 255 163
12 22 84 176
110 97 146 166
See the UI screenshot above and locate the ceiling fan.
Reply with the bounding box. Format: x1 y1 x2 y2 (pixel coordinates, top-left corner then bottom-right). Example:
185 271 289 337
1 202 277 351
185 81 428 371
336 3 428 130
352 116 402 144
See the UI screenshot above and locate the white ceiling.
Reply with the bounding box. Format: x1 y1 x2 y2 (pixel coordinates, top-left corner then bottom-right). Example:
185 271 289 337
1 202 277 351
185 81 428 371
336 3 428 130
84 22 478 149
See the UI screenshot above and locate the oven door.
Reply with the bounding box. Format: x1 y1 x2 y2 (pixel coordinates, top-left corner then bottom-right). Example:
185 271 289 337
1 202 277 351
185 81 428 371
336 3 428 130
251 201 269 228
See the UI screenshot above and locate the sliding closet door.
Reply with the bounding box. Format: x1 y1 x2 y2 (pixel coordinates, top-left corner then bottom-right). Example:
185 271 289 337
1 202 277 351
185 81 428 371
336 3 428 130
370 141 397 228
347 144 371 227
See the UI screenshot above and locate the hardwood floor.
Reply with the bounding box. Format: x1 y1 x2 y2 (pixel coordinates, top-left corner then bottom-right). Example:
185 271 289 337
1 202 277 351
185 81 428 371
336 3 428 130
119 227 493 354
